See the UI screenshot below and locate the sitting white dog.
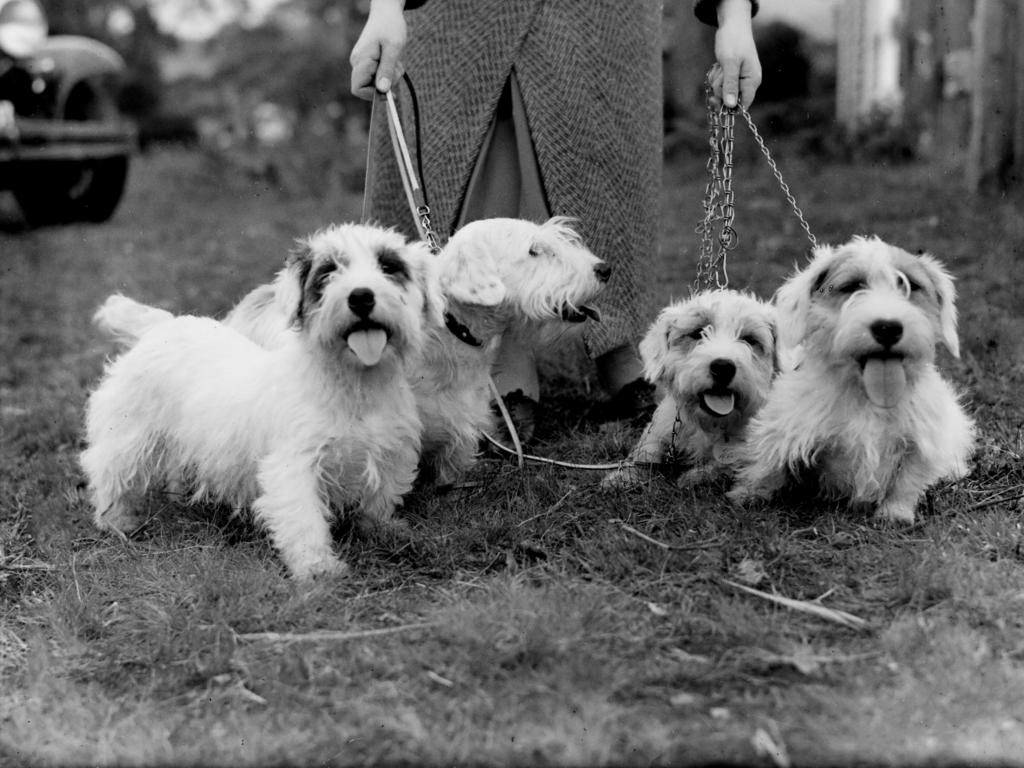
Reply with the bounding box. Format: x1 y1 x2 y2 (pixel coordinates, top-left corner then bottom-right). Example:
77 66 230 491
604 289 780 488
728 236 975 523
225 216 608 485
82 224 441 579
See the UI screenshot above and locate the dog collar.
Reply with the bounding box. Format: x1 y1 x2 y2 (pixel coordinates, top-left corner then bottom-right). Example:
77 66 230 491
444 312 483 347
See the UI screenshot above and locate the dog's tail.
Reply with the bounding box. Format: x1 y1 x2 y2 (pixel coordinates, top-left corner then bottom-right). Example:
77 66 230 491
93 294 175 348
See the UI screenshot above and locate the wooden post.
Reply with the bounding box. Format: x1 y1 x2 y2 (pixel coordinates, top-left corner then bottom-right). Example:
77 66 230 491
1015 0 1024 185
966 0 1023 192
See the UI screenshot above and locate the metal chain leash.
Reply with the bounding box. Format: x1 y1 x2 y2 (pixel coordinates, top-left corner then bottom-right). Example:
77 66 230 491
416 203 442 255
694 72 819 293
694 78 737 292
736 105 818 251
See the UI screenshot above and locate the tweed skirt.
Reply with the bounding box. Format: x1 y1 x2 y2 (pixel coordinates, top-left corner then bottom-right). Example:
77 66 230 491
364 0 665 358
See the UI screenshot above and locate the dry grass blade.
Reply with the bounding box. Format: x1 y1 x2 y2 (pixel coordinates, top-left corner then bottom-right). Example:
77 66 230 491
0 560 54 572
616 520 723 551
722 579 869 630
237 622 435 644
967 484 1024 511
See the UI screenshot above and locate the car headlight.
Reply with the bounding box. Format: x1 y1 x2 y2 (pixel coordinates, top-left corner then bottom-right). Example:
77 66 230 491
0 0 48 59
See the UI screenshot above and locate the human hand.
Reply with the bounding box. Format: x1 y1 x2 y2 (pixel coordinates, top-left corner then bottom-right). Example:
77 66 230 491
349 0 407 100
710 0 761 109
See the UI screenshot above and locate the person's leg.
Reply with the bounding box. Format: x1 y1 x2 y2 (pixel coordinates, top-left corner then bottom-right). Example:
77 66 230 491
595 343 644 395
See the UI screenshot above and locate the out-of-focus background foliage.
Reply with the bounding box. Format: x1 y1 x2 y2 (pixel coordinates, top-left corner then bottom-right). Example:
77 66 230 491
45 0 1024 201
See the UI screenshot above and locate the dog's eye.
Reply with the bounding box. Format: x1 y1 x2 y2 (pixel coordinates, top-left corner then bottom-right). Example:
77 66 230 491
377 249 410 281
310 263 336 289
834 280 866 295
528 245 541 258
687 328 705 341
902 274 923 293
741 334 763 351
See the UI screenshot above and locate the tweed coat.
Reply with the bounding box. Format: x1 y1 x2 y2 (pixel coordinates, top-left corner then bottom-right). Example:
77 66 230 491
363 0 746 357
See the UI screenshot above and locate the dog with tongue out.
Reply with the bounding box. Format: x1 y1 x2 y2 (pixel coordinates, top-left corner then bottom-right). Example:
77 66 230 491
728 237 976 524
603 289 781 489
83 224 444 579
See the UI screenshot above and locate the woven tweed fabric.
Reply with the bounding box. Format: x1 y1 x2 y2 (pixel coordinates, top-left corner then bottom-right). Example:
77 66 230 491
365 0 669 358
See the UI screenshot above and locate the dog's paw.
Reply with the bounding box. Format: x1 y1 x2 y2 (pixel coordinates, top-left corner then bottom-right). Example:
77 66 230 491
94 501 143 538
601 464 649 490
874 500 916 525
676 465 723 489
289 551 350 580
725 484 754 507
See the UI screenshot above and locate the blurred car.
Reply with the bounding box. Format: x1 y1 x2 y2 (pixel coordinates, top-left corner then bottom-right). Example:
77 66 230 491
0 0 135 226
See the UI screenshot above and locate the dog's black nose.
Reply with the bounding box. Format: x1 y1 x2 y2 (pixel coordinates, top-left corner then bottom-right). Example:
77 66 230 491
593 262 612 283
870 319 903 348
348 288 375 318
709 358 736 385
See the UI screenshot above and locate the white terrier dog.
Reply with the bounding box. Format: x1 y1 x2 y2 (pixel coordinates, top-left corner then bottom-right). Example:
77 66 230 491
728 237 975 523
604 289 780 488
95 218 608 485
82 224 442 579
225 216 609 485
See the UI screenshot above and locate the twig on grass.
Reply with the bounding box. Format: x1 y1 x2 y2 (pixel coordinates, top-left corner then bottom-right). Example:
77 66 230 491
237 621 435 644
967 484 1024 512
614 520 724 552
0 561 54 572
722 579 869 630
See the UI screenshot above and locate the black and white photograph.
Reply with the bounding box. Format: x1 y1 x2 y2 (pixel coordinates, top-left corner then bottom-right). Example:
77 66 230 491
2 0 1022 764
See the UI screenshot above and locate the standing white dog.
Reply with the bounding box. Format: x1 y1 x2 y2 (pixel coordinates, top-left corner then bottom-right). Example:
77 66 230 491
604 289 780 488
728 237 975 523
82 224 441 579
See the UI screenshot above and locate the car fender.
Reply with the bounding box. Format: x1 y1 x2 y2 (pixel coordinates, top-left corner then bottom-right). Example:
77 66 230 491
37 35 127 109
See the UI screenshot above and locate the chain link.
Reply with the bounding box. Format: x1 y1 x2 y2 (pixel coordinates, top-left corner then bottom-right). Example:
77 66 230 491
416 204 442 255
694 73 819 293
736 106 817 251
694 80 737 292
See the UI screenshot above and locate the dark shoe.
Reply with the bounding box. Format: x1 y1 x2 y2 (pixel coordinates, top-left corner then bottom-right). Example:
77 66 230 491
490 389 537 447
590 378 657 424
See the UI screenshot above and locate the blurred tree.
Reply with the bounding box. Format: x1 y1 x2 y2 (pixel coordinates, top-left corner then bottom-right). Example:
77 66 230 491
193 0 374 196
211 0 368 118
967 0 1024 192
752 21 811 103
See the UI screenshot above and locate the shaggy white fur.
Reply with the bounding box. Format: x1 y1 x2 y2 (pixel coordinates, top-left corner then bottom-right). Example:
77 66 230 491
604 289 779 488
728 237 976 523
82 224 440 578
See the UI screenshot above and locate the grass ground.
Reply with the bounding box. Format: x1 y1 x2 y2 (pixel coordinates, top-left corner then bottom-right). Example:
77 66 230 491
1 139 1023 767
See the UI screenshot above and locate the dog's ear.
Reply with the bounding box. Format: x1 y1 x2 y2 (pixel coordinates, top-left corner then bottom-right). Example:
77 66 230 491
284 243 315 328
916 252 960 358
438 238 506 306
638 310 671 383
774 244 835 347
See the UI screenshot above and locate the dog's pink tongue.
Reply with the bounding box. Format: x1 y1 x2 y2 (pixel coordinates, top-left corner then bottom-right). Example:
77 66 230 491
703 392 735 416
347 329 388 366
862 357 906 408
